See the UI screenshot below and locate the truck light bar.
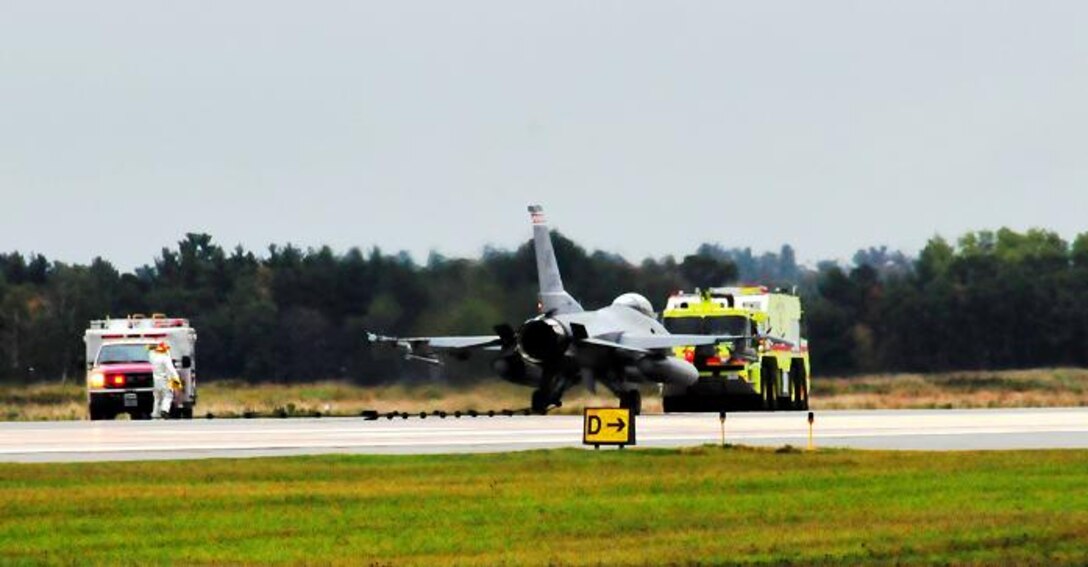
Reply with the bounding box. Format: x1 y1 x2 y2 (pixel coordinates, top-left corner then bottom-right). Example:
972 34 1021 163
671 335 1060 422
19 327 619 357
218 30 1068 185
89 316 191 330
98 332 174 340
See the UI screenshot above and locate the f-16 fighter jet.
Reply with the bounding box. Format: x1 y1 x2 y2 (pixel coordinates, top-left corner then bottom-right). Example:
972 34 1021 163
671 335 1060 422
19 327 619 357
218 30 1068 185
367 205 746 414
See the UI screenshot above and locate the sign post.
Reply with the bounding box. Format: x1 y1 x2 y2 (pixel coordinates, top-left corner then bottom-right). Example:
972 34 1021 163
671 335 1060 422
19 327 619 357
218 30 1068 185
807 411 815 451
718 411 726 447
583 407 635 449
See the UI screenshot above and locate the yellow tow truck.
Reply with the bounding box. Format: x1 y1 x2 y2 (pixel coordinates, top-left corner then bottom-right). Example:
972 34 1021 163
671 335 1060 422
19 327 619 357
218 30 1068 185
660 286 810 412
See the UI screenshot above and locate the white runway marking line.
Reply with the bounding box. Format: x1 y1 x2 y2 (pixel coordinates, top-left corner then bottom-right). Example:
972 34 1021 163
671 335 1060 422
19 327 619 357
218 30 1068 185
0 435 583 455
2 408 1087 460
6 429 1088 457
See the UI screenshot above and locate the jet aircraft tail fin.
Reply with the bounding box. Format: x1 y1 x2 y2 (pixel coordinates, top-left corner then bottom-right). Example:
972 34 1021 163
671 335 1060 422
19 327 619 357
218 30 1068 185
528 205 583 314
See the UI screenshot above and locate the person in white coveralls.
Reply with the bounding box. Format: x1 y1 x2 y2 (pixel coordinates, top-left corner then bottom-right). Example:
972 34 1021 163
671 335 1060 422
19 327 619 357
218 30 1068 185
148 342 181 419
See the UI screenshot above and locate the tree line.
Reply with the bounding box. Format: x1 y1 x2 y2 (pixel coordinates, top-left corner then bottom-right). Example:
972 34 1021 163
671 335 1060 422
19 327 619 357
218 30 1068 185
1 228 1086 383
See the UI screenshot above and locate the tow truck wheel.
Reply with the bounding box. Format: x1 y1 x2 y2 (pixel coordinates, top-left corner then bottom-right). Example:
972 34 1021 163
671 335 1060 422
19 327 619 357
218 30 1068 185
790 360 809 411
761 360 779 411
619 390 642 416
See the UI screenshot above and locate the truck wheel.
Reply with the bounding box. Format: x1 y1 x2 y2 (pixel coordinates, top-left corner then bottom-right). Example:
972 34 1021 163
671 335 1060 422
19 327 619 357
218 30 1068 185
786 375 799 411
790 361 809 411
619 390 642 415
89 400 115 421
761 360 779 411
180 406 194 419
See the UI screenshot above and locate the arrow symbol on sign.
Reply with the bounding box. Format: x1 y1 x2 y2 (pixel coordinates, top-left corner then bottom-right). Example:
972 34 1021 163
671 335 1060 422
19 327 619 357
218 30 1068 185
608 418 626 432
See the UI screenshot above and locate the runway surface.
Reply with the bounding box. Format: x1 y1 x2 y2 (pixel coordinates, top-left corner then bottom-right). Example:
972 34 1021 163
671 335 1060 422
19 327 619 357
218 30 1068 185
2 407 1087 462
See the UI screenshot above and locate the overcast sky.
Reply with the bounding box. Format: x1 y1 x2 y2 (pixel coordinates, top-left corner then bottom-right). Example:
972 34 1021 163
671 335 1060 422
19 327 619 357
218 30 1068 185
2 1 1086 270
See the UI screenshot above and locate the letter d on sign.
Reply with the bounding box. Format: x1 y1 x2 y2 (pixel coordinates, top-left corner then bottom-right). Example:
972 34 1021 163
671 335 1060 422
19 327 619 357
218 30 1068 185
587 415 602 435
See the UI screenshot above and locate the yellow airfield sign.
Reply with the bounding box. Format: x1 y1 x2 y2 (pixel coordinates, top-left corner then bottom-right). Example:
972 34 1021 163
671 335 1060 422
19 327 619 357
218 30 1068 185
583 407 635 447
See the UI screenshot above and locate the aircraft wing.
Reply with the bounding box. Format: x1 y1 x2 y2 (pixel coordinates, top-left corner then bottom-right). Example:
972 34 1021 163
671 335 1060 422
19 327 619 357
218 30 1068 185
366 332 502 351
618 334 747 350
578 337 651 355
366 332 503 366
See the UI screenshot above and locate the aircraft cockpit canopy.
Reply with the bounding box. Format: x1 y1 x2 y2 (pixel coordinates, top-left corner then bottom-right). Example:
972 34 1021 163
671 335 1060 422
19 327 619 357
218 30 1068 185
612 293 655 318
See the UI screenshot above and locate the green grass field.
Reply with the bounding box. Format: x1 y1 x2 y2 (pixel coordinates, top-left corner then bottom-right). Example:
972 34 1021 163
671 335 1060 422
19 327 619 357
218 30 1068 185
2 447 1087 566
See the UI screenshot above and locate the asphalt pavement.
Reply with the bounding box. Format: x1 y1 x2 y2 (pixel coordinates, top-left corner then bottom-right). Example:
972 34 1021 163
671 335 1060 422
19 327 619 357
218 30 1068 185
1 407 1087 463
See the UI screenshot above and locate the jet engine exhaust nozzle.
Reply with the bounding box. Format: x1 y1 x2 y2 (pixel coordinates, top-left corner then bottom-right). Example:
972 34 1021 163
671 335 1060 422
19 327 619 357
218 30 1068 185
517 318 569 364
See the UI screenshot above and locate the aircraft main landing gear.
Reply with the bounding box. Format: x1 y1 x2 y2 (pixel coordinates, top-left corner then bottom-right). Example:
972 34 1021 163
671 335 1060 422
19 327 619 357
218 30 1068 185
619 390 642 416
531 389 551 415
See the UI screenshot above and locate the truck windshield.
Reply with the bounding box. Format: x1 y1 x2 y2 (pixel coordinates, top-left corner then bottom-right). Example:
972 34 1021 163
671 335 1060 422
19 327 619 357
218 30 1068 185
663 315 750 336
663 317 703 334
97 345 151 364
706 315 749 337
